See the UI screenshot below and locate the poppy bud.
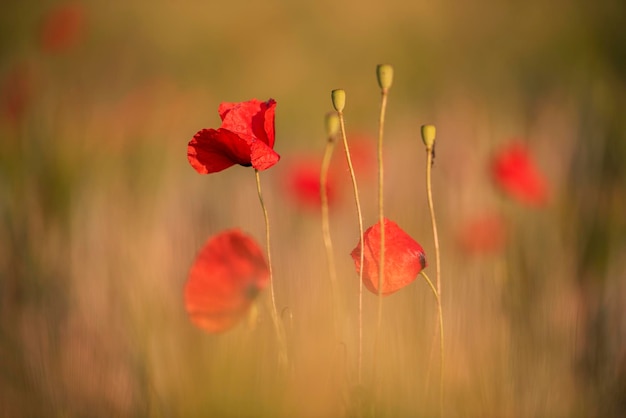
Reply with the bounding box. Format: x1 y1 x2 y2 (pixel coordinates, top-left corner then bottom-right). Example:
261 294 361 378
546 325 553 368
421 124 436 149
331 89 346 113
376 64 394 91
325 112 340 138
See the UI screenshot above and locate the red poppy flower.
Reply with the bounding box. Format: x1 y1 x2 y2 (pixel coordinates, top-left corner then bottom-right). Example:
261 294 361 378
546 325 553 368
1 63 34 125
184 229 269 333
187 98 280 174
351 218 427 296
282 155 337 211
457 212 507 255
39 2 86 53
491 142 548 206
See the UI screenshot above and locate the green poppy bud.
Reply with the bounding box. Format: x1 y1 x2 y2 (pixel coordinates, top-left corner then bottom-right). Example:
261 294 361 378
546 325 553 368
376 64 394 91
421 124 436 149
331 89 346 112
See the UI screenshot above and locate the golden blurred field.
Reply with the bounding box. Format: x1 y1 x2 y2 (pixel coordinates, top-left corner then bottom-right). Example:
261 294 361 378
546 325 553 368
1 1 625 417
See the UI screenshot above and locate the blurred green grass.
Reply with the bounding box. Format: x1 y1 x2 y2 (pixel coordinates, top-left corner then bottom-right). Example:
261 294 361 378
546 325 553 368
1 0 626 416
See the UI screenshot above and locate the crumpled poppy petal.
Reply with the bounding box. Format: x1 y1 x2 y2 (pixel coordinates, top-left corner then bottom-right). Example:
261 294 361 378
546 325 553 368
187 128 252 174
491 142 548 206
219 99 276 148
249 139 280 171
351 218 427 296
184 229 269 333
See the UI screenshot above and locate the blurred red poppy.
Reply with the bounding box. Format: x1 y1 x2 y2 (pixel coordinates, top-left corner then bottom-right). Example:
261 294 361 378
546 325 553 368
1 63 34 125
491 142 548 206
457 212 507 255
39 2 86 53
184 229 269 333
351 218 427 296
282 155 337 211
188 98 280 174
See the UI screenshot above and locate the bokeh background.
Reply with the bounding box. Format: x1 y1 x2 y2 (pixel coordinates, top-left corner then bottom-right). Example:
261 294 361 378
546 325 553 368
1 0 625 416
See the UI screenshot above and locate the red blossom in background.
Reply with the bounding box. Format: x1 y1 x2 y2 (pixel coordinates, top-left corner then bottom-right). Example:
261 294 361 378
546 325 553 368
282 155 337 211
351 218 427 296
188 98 280 174
457 212 507 255
1 63 34 125
184 229 269 333
491 142 548 206
39 2 86 53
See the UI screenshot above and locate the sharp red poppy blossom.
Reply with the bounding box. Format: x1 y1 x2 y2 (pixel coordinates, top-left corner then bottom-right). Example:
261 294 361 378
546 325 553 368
187 98 280 174
491 142 548 206
351 218 427 296
184 229 270 333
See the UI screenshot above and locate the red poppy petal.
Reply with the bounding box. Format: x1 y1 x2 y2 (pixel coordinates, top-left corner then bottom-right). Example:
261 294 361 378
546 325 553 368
184 229 269 333
219 99 276 148
250 139 280 171
187 128 252 174
351 218 426 296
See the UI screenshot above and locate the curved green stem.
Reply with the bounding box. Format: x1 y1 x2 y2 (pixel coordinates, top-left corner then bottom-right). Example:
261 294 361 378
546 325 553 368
337 111 365 384
425 145 444 416
255 169 288 368
320 135 339 338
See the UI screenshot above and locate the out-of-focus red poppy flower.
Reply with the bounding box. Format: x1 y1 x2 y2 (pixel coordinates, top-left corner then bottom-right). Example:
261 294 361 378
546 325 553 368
457 212 507 255
1 63 34 125
188 98 280 174
491 142 548 206
351 218 427 296
331 134 376 184
39 2 86 53
184 229 269 333
282 155 337 211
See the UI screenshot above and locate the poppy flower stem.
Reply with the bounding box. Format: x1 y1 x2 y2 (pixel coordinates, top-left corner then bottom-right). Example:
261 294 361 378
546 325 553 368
320 125 339 339
376 81 389 339
420 270 444 416
254 169 288 368
332 92 365 384
421 124 444 416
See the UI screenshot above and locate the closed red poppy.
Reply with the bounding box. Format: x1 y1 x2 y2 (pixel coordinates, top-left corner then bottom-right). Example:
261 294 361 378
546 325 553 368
184 229 270 333
187 98 280 174
351 218 427 296
491 142 548 206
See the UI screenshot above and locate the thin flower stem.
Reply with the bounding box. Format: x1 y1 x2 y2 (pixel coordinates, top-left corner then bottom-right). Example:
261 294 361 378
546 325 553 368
376 88 388 333
255 169 288 368
338 111 365 384
420 270 443 417
320 135 339 338
425 147 444 416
